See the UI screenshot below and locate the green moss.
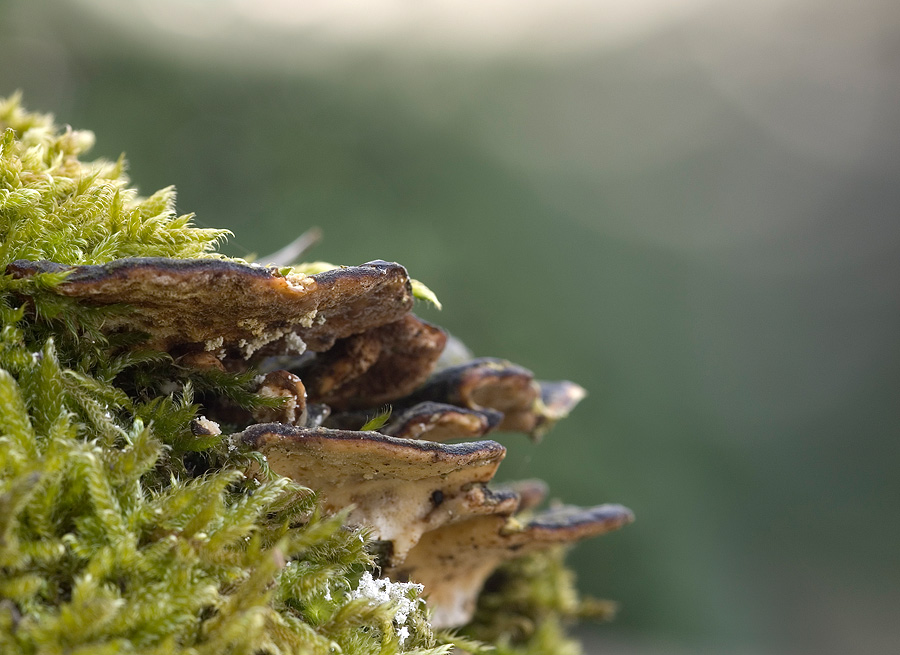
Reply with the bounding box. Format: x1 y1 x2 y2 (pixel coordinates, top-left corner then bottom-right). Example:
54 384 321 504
0 92 228 267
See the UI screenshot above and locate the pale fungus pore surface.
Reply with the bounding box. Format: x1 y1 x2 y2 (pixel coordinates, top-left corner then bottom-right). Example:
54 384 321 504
239 423 511 563
390 504 635 629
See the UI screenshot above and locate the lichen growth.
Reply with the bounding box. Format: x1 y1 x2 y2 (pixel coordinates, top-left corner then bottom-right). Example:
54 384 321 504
0 94 608 655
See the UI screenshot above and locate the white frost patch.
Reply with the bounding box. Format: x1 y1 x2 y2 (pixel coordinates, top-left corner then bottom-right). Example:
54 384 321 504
194 416 221 436
204 336 224 352
238 325 310 359
284 272 316 289
290 308 318 329
349 572 425 646
281 331 307 355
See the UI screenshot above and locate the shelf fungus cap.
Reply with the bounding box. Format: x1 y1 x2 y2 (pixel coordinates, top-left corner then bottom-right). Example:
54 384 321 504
390 503 634 628
303 314 447 410
6 258 413 356
382 402 503 442
239 423 511 563
402 358 586 439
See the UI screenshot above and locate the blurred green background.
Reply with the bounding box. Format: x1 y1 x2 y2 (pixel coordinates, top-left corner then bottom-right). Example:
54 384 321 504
2 1 899 653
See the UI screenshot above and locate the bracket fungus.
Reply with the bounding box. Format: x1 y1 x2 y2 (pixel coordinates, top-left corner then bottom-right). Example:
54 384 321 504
302 313 448 409
240 423 633 629
7 252 633 632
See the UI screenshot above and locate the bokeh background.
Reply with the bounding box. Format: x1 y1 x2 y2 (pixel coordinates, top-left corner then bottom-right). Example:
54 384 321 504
2 1 899 653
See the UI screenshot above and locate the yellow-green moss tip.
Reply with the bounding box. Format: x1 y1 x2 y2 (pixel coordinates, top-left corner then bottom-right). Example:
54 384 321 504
410 279 442 311
0 93 230 267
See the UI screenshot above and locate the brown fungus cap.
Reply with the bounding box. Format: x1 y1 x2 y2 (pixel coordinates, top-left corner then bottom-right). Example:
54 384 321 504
400 357 586 439
381 401 503 442
389 503 634 628
6 257 413 356
239 423 512 563
303 314 447 410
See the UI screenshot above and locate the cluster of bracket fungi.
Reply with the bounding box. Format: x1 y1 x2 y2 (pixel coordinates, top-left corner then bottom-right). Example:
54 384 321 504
8 256 634 629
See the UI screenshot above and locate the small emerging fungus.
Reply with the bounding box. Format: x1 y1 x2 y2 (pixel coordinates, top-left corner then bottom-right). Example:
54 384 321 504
252 370 308 426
